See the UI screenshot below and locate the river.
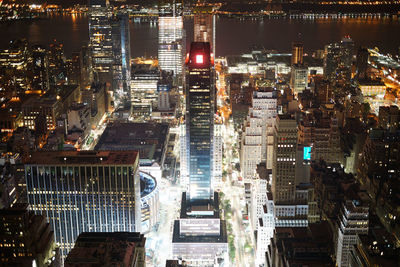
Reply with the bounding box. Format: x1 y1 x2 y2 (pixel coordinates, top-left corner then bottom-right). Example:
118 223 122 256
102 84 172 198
0 14 399 57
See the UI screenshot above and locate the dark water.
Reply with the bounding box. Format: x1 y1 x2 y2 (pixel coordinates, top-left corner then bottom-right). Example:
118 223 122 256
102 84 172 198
1 14 400 57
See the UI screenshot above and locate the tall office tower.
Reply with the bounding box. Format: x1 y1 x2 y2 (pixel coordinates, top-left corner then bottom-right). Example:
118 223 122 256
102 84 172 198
185 42 215 204
48 39 66 86
324 42 341 82
0 204 59 266
193 5 216 56
356 47 369 80
291 43 304 65
336 200 369 267
340 36 354 71
158 3 184 77
241 90 277 181
290 64 308 94
173 43 227 265
88 0 113 84
30 45 50 93
271 115 315 228
272 115 298 204
111 11 131 106
25 151 141 258
324 37 354 85
0 39 29 93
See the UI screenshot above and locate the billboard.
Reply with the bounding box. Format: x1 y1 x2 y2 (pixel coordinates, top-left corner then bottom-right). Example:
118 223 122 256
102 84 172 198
303 146 311 160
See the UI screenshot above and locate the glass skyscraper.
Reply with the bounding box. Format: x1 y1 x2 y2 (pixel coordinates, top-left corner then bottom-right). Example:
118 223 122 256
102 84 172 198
185 42 215 204
111 11 131 106
88 0 113 84
25 151 141 258
158 3 184 76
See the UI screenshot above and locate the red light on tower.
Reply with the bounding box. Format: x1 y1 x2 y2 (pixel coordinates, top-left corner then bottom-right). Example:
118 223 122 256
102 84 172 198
195 54 204 64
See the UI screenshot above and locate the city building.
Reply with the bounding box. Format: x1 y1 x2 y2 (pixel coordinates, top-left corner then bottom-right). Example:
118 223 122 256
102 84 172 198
130 62 160 119
0 203 59 267
291 43 303 65
358 79 386 97
256 192 275 266
324 37 354 85
193 5 215 55
25 150 142 258
95 122 169 181
349 228 398 267
0 39 29 93
139 171 159 233
378 105 400 130
30 44 50 93
298 110 341 163
184 42 215 203
272 115 298 204
290 64 308 94
157 74 173 111
272 115 316 228
158 3 184 76
0 153 25 207
336 200 369 267
213 122 223 190
240 90 277 181
266 222 335 267
111 11 131 106
67 102 91 138
65 232 145 267
88 0 113 84
48 40 66 87
173 42 227 266
172 193 228 266
356 47 369 80
22 96 62 131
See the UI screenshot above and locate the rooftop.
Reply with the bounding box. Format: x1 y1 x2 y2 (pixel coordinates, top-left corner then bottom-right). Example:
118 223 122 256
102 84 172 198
95 122 168 164
25 150 139 166
65 232 145 267
172 220 228 243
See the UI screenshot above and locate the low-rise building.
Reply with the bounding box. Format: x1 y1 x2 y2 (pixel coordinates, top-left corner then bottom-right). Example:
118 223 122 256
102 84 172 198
65 232 146 267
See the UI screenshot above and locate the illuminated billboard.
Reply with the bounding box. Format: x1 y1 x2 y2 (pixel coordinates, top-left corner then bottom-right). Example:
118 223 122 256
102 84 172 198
303 146 311 160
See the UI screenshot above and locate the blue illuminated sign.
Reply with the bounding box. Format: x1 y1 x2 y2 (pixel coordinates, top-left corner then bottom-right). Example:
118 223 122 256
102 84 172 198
303 146 311 160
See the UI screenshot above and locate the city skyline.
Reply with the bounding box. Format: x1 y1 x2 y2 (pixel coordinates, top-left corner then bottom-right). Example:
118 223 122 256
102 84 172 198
0 1 400 267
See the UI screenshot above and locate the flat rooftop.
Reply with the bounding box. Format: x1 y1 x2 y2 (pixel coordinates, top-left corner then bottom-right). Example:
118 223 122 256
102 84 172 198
172 220 228 244
65 232 145 267
95 122 168 165
25 150 139 166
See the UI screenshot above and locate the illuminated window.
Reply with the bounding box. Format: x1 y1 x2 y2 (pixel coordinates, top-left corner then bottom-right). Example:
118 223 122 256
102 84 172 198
195 54 204 64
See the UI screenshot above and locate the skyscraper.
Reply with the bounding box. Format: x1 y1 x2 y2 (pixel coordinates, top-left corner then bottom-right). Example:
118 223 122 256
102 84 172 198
291 43 304 65
185 42 215 204
111 11 131 106
173 42 227 265
291 64 308 94
25 151 141 258
272 115 298 204
336 200 369 267
193 5 216 56
88 0 113 84
356 47 369 80
158 3 184 76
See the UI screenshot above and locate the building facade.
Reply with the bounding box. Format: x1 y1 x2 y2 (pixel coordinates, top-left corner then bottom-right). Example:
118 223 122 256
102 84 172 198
184 42 215 204
336 200 369 267
25 151 141 258
88 0 112 84
158 4 184 76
